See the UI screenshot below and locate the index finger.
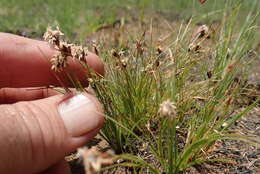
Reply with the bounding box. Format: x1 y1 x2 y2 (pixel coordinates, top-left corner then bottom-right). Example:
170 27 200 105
0 33 104 88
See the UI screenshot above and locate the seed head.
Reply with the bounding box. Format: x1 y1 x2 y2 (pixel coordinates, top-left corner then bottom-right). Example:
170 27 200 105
191 24 209 41
156 46 163 55
196 25 209 38
50 52 68 71
71 45 88 62
43 26 88 71
159 99 177 120
111 49 120 58
43 26 64 46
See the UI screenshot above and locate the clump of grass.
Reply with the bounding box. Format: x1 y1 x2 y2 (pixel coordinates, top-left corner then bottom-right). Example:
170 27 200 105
44 1 259 174
88 1 259 174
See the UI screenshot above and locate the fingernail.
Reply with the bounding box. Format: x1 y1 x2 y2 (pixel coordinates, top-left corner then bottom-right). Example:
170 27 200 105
58 94 101 137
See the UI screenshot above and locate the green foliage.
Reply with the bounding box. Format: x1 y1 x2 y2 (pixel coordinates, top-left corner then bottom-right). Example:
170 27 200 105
88 1 259 173
1 0 259 40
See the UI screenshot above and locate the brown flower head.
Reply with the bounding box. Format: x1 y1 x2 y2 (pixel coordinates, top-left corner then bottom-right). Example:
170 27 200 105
71 45 88 62
43 26 88 71
43 26 64 46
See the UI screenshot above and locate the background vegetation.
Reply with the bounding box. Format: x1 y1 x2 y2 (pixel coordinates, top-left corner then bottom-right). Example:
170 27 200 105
0 0 259 39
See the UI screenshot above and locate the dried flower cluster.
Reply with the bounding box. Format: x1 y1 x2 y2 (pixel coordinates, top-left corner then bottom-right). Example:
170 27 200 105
43 26 88 71
111 49 127 68
189 24 209 52
195 24 209 38
77 147 114 174
158 99 177 120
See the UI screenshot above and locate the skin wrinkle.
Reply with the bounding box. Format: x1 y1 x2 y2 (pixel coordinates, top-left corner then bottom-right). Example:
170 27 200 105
30 102 51 167
32 100 64 161
0 88 54 104
14 101 46 173
0 104 31 173
29 99 68 172
11 103 34 171
24 102 48 172
0 105 16 172
0 96 70 174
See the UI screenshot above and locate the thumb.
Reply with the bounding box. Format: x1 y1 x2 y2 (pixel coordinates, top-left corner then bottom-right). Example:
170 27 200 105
0 93 104 174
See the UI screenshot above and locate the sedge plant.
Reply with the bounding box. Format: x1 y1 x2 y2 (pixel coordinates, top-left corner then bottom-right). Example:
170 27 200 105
90 1 260 173
43 1 259 173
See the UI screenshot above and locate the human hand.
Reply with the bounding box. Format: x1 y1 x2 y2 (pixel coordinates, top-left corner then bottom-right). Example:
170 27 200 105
0 33 104 174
